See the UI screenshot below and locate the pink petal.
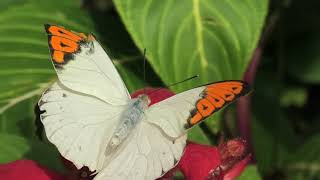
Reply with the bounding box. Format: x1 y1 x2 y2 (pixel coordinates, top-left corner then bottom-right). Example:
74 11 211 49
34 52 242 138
178 142 221 180
130 87 175 105
0 160 66 180
223 154 251 180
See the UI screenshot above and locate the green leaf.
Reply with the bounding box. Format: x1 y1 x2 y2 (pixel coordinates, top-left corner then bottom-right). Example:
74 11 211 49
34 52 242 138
280 87 308 108
0 96 39 139
89 9 157 92
237 165 261 180
281 0 320 84
0 133 64 172
287 33 320 84
114 0 268 92
285 134 320 178
187 126 211 145
115 59 146 93
252 69 297 175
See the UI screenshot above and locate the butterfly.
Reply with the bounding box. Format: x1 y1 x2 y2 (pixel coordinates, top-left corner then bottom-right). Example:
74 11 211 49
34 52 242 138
38 24 250 180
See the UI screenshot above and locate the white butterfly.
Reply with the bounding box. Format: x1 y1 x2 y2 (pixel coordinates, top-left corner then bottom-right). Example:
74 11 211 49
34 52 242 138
39 24 250 180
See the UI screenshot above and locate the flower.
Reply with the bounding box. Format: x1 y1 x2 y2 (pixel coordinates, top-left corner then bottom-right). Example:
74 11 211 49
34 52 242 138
131 87 175 105
0 160 65 180
158 139 251 180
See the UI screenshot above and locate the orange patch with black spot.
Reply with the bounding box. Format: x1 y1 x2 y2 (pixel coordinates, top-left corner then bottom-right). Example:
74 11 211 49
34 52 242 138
47 25 83 42
188 81 250 126
45 24 86 64
190 111 203 125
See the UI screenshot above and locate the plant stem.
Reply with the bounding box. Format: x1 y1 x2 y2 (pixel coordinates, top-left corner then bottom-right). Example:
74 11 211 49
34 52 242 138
236 4 282 160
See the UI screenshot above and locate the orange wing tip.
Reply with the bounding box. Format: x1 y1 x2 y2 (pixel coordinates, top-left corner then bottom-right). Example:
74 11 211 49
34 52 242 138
207 80 251 96
52 51 65 63
233 81 251 96
187 80 251 128
45 24 85 42
190 111 203 125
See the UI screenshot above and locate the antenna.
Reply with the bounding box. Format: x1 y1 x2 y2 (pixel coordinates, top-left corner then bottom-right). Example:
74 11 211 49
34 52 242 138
143 48 147 94
148 75 199 95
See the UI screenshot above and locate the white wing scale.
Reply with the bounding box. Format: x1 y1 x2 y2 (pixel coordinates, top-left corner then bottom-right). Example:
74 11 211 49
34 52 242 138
39 82 127 171
94 121 186 180
145 87 205 138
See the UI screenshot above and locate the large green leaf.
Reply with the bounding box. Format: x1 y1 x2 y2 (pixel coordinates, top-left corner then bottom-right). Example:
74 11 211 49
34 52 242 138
0 0 145 137
113 0 268 142
114 0 268 92
0 133 64 172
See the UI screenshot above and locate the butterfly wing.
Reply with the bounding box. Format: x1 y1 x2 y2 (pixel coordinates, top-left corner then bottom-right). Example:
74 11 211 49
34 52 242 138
45 24 130 105
39 82 126 171
144 81 251 138
39 25 131 171
94 121 187 180
93 81 248 179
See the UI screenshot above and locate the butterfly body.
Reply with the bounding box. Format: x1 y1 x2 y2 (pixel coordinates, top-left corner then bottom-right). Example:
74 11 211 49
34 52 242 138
40 24 250 180
109 95 150 148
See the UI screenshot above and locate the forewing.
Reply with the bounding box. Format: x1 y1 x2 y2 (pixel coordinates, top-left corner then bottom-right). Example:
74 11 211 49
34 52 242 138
94 121 186 180
45 24 130 105
39 82 127 171
145 81 250 138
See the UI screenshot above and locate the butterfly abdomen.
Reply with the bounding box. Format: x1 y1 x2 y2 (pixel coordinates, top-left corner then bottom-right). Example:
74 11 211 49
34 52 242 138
108 96 149 149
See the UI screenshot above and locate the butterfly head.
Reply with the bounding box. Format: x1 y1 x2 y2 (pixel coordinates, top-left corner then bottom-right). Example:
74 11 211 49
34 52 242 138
137 94 151 108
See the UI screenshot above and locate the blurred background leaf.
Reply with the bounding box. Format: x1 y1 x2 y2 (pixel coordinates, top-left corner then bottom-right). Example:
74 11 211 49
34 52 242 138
252 67 297 175
0 133 64 172
287 33 320 84
284 133 320 179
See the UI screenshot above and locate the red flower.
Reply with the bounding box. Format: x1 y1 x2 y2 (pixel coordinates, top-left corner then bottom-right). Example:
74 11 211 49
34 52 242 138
159 140 250 180
131 87 175 105
0 87 250 180
0 160 65 180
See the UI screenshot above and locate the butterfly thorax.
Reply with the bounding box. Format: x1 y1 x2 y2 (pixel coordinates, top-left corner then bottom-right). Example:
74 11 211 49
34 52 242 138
108 94 150 149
